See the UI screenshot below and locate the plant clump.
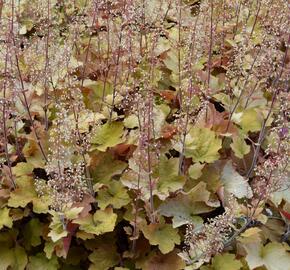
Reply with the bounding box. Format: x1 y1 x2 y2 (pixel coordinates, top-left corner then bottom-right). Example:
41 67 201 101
0 0 289 269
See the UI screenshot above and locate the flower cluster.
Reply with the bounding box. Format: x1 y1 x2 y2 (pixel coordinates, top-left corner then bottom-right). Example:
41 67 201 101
181 207 236 268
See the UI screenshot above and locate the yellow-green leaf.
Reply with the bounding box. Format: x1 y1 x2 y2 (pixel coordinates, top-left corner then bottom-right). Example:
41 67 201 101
155 157 186 199
183 127 222 163
27 253 59 270
73 208 117 235
243 242 290 270
23 219 43 249
141 219 181 254
240 108 263 132
8 177 51 213
64 207 84 220
230 136 250 159
124 115 139 129
159 182 211 228
12 162 34 177
96 180 131 210
0 208 13 230
136 250 185 270
90 152 128 184
88 244 119 270
91 122 124 152
188 163 205 180
48 212 68 242
0 246 13 270
212 253 243 270
0 245 28 270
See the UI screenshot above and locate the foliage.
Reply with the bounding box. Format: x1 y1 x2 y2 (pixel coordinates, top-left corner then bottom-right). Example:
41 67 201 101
0 0 289 269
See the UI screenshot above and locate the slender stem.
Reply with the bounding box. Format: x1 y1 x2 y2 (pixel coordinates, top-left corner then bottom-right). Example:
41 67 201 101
132 110 142 253
13 43 48 162
177 0 182 106
246 36 288 179
2 27 16 188
72 105 94 195
100 2 111 111
178 15 199 175
220 0 225 64
162 0 172 22
206 1 214 94
244 81 258 109
0 0 3 25
224 43 263 134
205 1 214 122
222 34 289 254
65 40 94 195
109 30 123 122
80 2 97 88
233 0 241 39
13 119 21 159
44 0 50 131
11 0 48 162
224 219 251 248
249 0 261 38
146 93 155 223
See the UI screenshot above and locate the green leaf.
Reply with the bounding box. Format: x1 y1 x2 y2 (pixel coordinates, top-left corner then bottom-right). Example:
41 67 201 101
155 157 186 199
188 163 205 180
221 161 253 199
13 245 28 270
48 212 68 242
12 162 34 177
124 114 139 129
73 208 117 235
122 156 185 201
243 242 290 270
82 80 113 110
27 253 59 270
8 176 51 213
163 50 179 73
0 245 28 270
198 164 222 193
90 152 127 184
141 219 181 254
23 218 43 249
183 127 222 163
44 241 57 260
159 182 211 228
64 246 87 266
230 136 250 159
0 207 13 230
22 139 45 168
0 246 13 270
240 108 263 132
212 253 243 270
168 213 202 229
8 177 35 208
120 169 152 201
64 207 84 220
88 244 119 270
96 180 131 210
91 122 124 152
136 250 185 270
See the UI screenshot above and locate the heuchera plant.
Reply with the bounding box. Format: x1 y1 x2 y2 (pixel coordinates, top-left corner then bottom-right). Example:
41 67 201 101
0 0 289 269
